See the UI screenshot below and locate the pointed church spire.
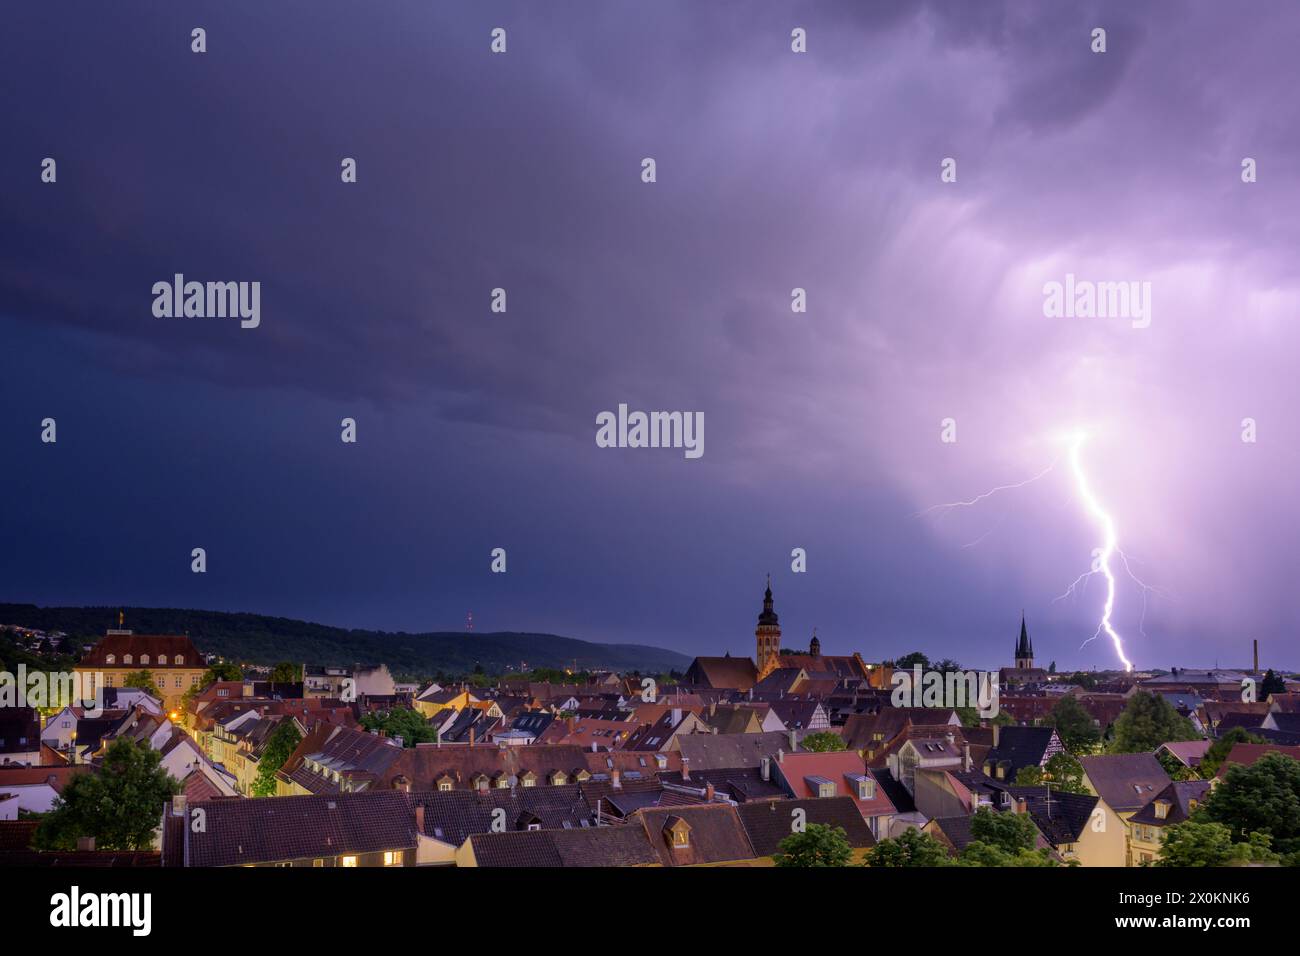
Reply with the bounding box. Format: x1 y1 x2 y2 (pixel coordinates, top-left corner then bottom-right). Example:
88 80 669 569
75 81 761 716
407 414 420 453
1015 613 1033 667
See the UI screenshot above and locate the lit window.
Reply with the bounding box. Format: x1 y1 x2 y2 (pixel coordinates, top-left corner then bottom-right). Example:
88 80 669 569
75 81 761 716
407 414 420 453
383 851 402 866
106 655 116 665
175 655 184 665
438 780 453 792
341 856 358 868
124 655 132 665
141 655 150 665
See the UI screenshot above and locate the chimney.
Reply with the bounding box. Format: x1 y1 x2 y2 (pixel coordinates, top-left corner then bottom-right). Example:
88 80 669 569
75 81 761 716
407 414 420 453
945 731 955 746
172 794 187 817
788 729 797 752
76 836 95 852
414 805 425 833
469 726 475 747
1015 797 1027 815
704 782 715 802
611 768 622 789
681 757 691 782
992 724 1000 748
962 742 971 773
777 747 784 764
760 756 771 782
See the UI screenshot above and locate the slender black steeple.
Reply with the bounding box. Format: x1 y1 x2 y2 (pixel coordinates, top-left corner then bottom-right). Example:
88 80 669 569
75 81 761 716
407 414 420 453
1015 613 1033 668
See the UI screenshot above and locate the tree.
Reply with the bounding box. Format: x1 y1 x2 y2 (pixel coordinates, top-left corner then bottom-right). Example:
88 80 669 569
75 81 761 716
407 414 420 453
1199 727 1266 778
958 842 1060 867
955 707 982 729
774 823 854 867
251 719 302 796
865 828 951 867
1199 753 1300 857
800 731 845 753
1156 748 1200 781
1048 695 1101 752
968 806 1036 854
1109 692 1198 753
1157 820 1276 867
269 662 301 683
123 669 162 700
34 738 179 850
932 659 961 674
1041 751 1088 793
359 707 438 746
1260 669 1286 698
895 652 930 670
180 662 244 710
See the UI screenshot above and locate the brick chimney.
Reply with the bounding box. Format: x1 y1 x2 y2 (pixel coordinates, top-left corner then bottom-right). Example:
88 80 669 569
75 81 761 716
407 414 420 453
611 768 622 789
681 757 690 782
704 782 715 802
414 804 425 834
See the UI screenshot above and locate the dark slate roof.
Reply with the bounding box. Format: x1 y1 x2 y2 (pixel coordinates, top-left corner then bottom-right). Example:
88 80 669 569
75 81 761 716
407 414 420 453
870 768 915 813
737 796 875 856
1079 753 1171 812
685 656 759 691
184 791 417 866
468 824 659 867
983 726 1058 779
929 815 977 853
1007 787 1100 846
658 766 787 802
412 785 595 846
1129 780 1212 827
677 731 800 771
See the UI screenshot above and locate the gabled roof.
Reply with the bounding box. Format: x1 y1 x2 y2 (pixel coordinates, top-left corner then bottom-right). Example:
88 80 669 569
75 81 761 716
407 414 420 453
183 791 417 866
468 822 659 867
1006 787 1100 846
1079 753 1171 812
1155 740 1211 766
80 634 204 668
983 726 1059 779
1216 742 1300 777
1129 780 1212 826
629 803 756 866
685 656 759 691
737 796 875 856
677 731 799 771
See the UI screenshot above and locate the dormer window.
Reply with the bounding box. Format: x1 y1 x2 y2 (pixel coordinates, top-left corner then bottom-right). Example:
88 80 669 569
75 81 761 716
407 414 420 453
550 771 567 786
106 655 115 664
1154 800 1170 820
175 655 184 665
123 655 133 665
664 817 691 849
140 655 150 665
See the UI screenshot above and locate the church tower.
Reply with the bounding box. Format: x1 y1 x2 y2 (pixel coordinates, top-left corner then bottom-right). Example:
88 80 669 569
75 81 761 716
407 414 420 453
756 576 782 680
1015 613 1034 669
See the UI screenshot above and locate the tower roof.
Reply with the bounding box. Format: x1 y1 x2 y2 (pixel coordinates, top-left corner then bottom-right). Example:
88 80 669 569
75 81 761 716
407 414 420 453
1015 614 1033 660
757 576 779 627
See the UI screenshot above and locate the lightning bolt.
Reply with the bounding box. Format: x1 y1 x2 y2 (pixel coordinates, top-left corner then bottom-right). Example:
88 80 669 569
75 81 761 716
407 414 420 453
915 429 1161 673
1065 431 1133 672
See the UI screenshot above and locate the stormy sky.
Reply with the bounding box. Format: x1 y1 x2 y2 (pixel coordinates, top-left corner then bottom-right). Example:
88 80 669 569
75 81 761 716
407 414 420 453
2 1 1298 671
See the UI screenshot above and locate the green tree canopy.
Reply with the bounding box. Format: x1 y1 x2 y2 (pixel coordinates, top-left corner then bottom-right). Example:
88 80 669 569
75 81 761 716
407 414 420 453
866 827 951 867
1199 752 1300 857
1198 727 1266 778
359 707 438 747
34 738 179 851
268 662 302 683
251 719 303 796
774 823 854 867
968 806 1037 854
1157 820 1276 867
1109 692 1199 753
800 731 845 753
1048 695 1101 752
123 669 162 700
894 652 930 670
